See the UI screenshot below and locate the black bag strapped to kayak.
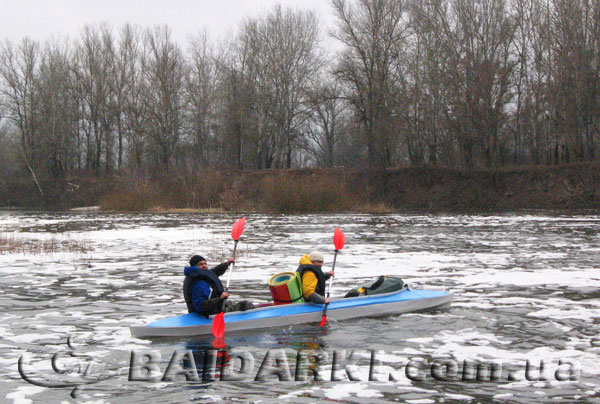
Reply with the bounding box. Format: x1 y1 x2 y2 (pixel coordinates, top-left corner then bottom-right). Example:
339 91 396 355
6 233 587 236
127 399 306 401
344 276 406 297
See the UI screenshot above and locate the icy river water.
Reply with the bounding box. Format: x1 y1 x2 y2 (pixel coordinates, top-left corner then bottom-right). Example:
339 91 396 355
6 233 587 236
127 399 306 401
1 211 600 403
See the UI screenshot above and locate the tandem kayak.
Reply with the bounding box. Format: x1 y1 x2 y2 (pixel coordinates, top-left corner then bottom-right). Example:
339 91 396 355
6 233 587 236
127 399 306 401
130 287 453 338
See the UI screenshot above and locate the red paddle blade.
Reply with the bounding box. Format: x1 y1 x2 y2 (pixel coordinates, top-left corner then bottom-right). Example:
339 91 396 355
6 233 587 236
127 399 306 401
212 336 226 349
319 315 327 327
211 312 225 337
231 217 246 241
333 227 346 251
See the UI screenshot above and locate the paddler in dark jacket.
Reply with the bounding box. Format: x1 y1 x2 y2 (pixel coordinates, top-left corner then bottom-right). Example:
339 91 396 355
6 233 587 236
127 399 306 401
183 255 234 316
296 251 334 304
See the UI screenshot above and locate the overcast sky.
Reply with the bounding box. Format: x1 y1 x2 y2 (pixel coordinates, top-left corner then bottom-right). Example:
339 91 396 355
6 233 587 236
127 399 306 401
1 0 338 47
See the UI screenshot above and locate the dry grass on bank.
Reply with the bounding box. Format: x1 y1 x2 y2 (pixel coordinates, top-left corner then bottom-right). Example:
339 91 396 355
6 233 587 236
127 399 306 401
0 232 91 255
99 170 361 213
259 174 357 213
96 164 600 213
100 181 165 212
355 202 396 214
7 163 599 213
148 207 226 214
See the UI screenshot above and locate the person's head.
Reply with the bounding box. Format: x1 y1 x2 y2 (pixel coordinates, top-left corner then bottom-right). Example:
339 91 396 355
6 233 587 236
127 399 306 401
189 255 208 268
309 251 324 267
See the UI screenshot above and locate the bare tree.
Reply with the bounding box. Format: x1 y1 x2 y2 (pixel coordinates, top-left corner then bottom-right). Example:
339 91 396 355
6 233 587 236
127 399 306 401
0 38 44 194
0 39 40 163
73 24 117 172
332 0 408 168
0 117 21 190
37 38 78 178
141 25 185 169
112 24 138 170
439 0 517 168
306 80 349 167
216 52 256 169
184 31 219 165
405 0 454 166
114 24 148 172
234 18 275 169
235 5 324 168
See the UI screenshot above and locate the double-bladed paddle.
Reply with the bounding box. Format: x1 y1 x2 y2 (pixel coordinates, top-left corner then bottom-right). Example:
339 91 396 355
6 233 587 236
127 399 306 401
319 227 346 327
211 217 246 341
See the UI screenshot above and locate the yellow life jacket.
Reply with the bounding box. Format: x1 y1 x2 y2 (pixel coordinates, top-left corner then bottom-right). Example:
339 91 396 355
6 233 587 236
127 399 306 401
297 254 325 298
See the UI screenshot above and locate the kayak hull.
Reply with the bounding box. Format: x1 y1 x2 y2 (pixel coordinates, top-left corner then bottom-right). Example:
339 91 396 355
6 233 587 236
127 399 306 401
130 288 452 338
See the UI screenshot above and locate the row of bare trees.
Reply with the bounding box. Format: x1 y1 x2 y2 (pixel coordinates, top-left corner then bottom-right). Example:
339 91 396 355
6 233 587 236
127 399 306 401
1 0 599 185
332 0 600 168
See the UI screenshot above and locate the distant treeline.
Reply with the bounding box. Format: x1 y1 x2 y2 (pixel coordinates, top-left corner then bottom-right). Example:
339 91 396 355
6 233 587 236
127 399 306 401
1 0 599 198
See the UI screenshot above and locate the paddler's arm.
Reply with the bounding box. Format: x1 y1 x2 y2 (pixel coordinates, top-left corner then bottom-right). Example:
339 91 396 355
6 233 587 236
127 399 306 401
212 257 235 276
306 292 327 304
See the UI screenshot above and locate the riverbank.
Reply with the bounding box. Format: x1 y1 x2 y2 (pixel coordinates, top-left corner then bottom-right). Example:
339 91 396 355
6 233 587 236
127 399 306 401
1 163 599 213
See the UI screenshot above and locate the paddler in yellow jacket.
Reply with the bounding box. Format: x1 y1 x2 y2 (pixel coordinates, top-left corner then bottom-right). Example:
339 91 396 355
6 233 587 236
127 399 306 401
296 251 334 304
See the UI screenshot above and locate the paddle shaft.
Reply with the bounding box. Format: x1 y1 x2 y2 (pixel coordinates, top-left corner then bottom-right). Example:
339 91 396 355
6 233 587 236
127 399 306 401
327 249 338 296
321 249 339 320
219 239 238 314
225 240 239 291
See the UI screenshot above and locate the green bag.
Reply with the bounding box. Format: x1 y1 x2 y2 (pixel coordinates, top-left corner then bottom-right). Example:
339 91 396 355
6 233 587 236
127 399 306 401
344 276 406 297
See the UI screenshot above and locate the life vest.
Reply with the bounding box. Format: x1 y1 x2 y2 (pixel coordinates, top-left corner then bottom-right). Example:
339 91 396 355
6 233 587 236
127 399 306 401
296 264 327 297
183 267 225 313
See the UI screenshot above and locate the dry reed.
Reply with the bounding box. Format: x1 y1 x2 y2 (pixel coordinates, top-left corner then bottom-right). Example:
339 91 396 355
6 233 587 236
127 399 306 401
0 232 92 255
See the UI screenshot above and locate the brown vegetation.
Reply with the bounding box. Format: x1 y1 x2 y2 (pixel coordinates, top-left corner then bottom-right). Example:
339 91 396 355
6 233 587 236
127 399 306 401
3 164 597 213
98 169 359 213
0 232 92 255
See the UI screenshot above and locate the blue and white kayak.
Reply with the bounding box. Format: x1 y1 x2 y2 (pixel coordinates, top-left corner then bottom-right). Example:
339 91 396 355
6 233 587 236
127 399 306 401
130 288 453 338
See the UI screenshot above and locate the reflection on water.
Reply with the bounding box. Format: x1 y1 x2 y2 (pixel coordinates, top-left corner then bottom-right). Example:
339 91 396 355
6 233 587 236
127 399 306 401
1 210 600 403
